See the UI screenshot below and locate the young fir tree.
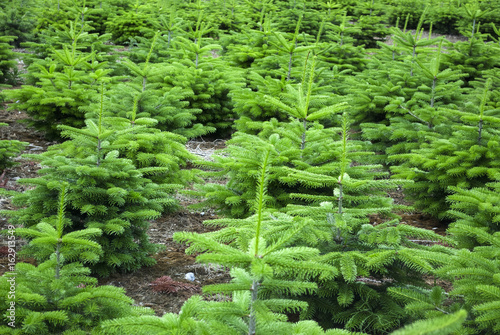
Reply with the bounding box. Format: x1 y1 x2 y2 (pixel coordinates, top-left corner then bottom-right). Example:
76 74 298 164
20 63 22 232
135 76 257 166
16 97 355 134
208 0 256 34
420 181 500 333
274 0 323 38
446 180 500 249
345 18 439 132
101 295 364 335
173 146 362 335
3 96 178 276
250 15 316 82
0 36 20 86
389 78 500 218
101 295 231 334
31 0 77 35
100 143 361 335
359 36 468 164
315 12 368 73
446 26 500 87
190 57 347 217
22 14 117 72
350 0 390 49
0 186 153 334
105 0 157 45
394 219 500 334
125 2 186 64
231 71 289 133
0 123 28 171
3 22 114 139
0 0 36 49
106 32 214 138
188 115 450 333
219 12 276 69
266 116 450 333
161 15 245 136
104 88 198 183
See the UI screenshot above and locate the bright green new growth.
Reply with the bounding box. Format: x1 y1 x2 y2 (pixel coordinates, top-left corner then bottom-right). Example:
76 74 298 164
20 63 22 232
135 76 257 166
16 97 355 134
389 310 467 335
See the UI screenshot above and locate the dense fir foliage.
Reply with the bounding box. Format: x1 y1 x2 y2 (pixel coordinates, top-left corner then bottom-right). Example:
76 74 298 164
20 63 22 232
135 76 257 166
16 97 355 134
0 187 153 334
1 0 499 334
0 124 27 172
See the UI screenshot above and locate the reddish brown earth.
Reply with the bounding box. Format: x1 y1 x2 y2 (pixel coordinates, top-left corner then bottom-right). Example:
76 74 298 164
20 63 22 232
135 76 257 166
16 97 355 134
0 104 449 316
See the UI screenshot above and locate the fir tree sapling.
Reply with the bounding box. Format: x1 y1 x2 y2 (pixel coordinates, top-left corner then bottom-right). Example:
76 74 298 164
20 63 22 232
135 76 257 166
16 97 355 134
4 23 114 139
423 181 500 333
0 0 36 48
219 12 276 69
360 37 467 163
161 16 245 136
446 180 500 249
102 144 360 335
191 58 347 217
446 27 500 87
351 0 390 49
315 14 368 73
110 30 215 138
390 78 500 218
274 115 450 333
0 185 153 334
0 123 28 172
174 146 348 334
182 125 449 334
433 239 500 333
252 15 316 81
3 91 180 276
0 36 20 86
87 94 199 185
105 1 157 45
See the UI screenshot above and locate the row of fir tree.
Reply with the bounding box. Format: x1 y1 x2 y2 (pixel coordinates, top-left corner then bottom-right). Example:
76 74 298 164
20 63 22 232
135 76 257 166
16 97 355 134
0 0 500 334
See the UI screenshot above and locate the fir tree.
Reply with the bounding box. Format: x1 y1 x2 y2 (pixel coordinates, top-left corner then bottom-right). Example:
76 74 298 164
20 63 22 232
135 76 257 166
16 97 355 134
434 240 500 333
0 186 153 334
389 78 500 218
251 15 316 81
0 0 36 48
189 116 450 333
0 123 28 171
3 22 114 139
160 17 245 136
80 90 198 185
271 116 450 333
101 295 231 334
446 181 500 249
106 32 214 138
105 0 157 45
3 96 178 276
351 0 390 49
0 36 20 86
231 71 289 132
190 58 347 217
219 12 276 69
315 16 368 73
174 146 352 334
